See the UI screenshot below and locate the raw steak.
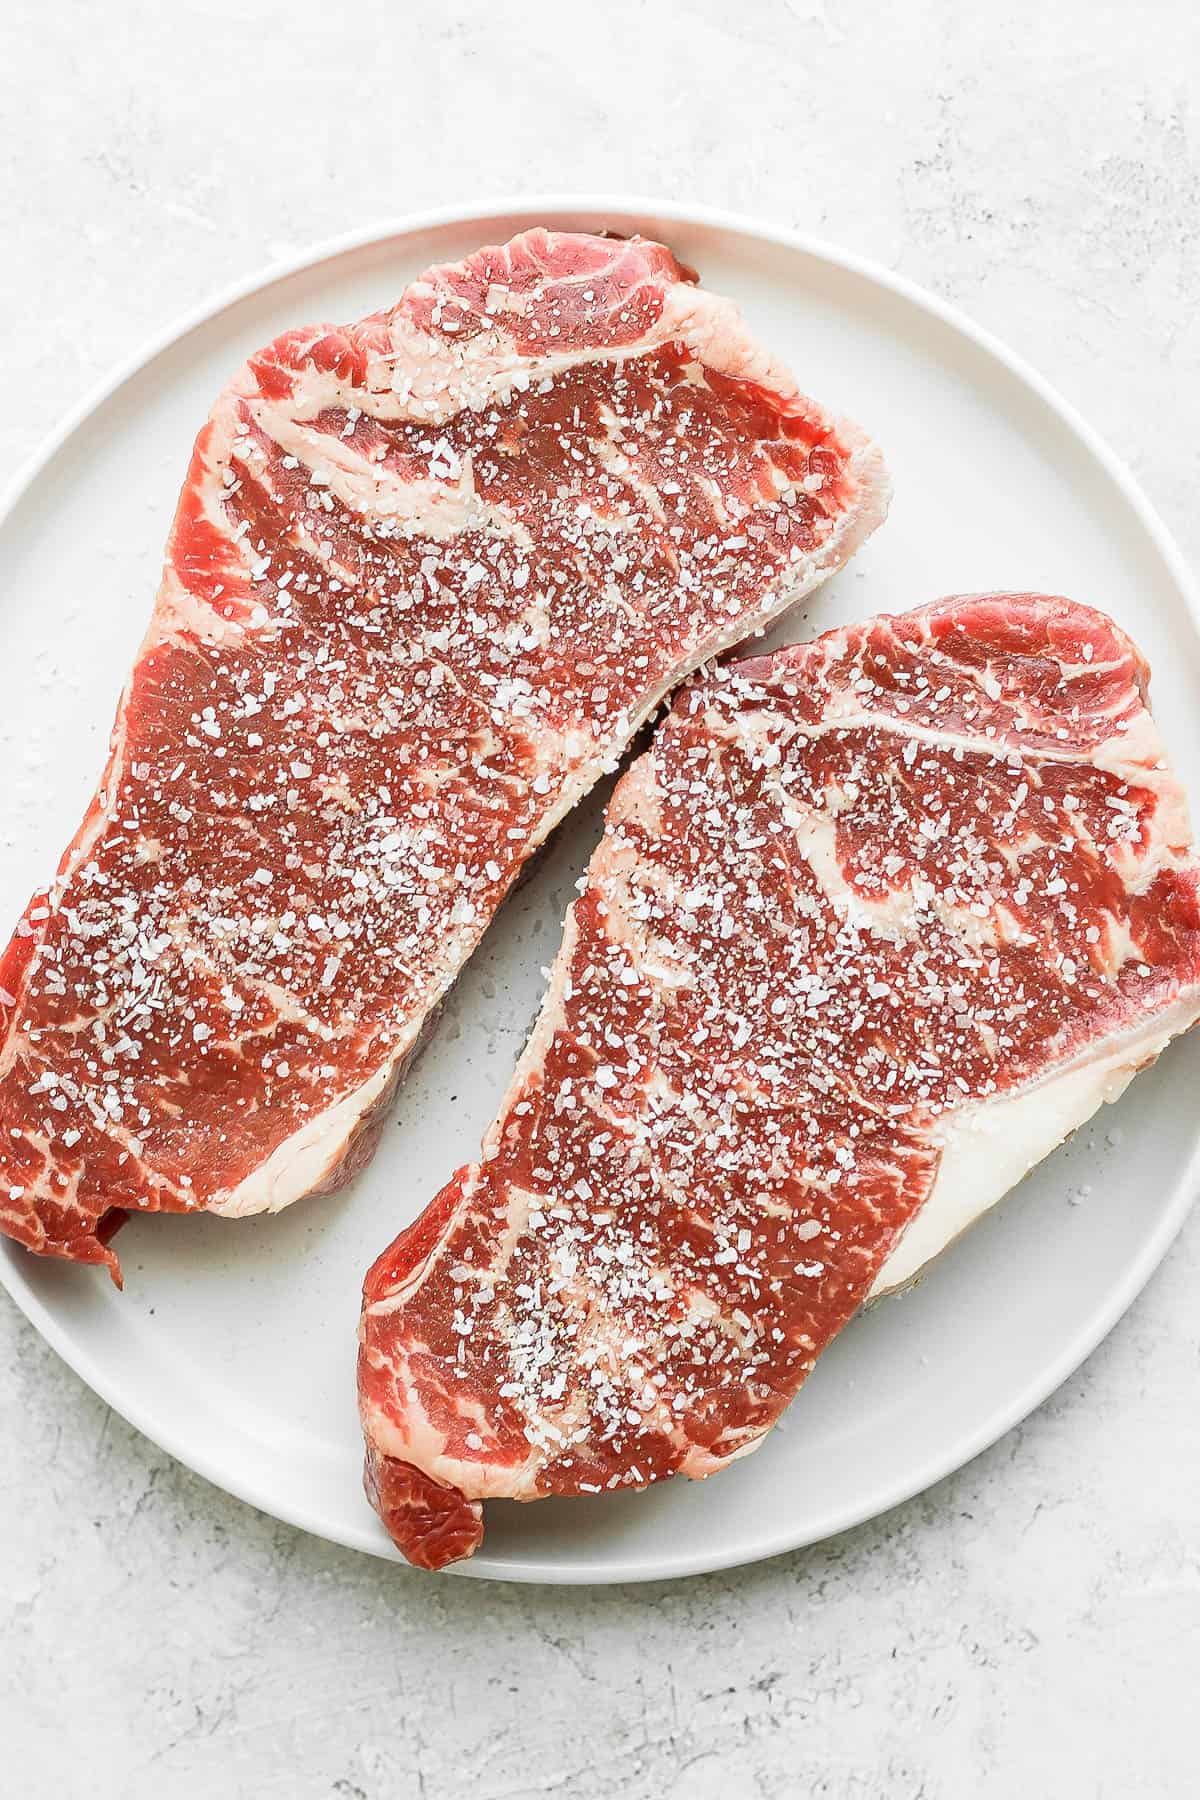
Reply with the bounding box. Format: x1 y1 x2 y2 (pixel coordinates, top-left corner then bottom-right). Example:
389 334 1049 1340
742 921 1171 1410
0 230 888 1279
359 593 1200 1570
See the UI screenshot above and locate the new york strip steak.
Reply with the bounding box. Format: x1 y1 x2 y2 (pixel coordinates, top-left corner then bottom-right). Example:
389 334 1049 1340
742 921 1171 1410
359 594 1200 1569
0 229 887 1277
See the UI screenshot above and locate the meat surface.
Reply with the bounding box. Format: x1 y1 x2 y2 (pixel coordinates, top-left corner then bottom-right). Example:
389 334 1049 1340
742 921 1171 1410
0 229 888 1278
359 593 1200 1569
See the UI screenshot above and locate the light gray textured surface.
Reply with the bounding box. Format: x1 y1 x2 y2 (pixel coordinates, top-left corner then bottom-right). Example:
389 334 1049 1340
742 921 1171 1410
3 3 1199 1795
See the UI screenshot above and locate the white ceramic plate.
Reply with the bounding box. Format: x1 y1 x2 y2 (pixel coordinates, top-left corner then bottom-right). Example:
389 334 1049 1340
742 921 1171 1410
3 199 1199 1585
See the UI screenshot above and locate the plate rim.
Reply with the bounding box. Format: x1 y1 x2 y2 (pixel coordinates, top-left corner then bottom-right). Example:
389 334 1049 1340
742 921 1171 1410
2 192 1198 1585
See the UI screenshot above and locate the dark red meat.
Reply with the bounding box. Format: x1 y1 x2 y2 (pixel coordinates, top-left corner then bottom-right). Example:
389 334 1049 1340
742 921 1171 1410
0 229 887 1277
359 594 1200 1569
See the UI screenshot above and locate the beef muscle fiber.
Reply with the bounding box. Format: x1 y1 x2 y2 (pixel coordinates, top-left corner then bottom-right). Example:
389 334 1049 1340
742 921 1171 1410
0 229 887 1277
359 594 1200 1569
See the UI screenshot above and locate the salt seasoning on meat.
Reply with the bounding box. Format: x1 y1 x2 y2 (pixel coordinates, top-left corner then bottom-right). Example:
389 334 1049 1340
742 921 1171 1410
0 229 887 1277
359 594 1200 1569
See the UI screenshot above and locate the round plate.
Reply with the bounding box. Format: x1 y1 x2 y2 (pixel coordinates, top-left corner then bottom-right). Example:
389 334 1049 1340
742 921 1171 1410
3 199 1199 1584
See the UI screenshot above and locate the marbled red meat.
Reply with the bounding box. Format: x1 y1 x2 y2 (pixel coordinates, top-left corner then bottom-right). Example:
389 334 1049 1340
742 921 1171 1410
0 229 888 1278
358 594 1200 1569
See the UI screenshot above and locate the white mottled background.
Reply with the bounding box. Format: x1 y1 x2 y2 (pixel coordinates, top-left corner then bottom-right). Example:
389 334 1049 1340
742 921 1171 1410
3 3 1199 1795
